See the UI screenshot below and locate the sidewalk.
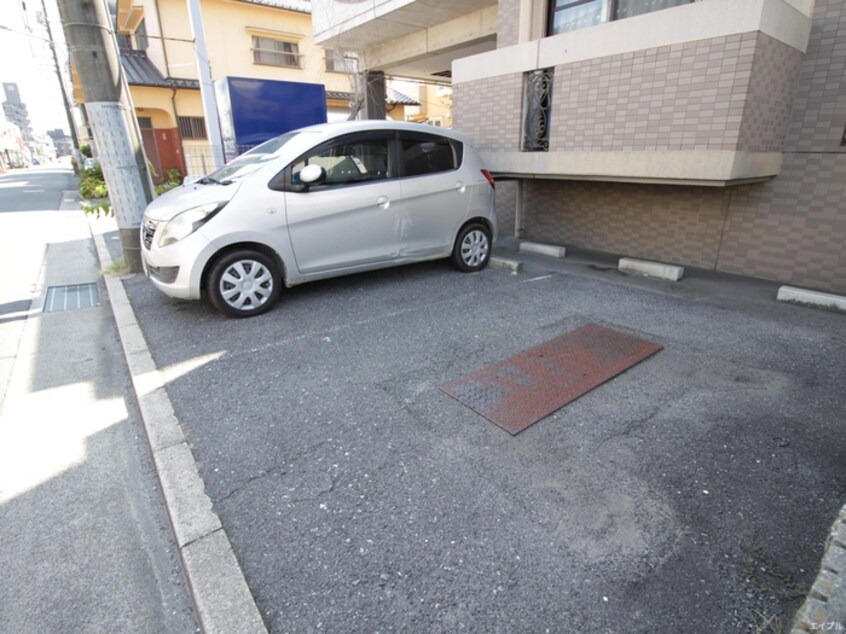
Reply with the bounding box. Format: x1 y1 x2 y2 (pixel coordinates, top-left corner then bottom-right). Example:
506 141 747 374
0 191 198 632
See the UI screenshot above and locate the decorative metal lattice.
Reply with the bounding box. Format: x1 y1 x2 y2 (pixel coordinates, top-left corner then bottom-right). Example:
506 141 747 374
523 69 553 152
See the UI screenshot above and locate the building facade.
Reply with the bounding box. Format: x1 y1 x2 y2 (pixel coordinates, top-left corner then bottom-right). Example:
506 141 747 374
314 0 846 295
113 0 419 180
2 83 34 145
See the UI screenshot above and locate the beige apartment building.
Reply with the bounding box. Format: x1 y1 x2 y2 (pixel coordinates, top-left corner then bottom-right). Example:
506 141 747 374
113 0 419 179
313 0 846 295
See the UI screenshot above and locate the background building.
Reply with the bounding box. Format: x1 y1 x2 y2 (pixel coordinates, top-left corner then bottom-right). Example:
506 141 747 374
0 109 27 172
313 0 846 295
112 0 418 180
2 83 35 145
47 128 72 157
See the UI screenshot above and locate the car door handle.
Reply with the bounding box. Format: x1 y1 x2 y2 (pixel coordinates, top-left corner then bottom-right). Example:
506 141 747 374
377 195 390 209
455 181 466 193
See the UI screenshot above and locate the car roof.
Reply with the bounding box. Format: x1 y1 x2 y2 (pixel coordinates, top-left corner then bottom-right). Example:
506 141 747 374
296 119 470 143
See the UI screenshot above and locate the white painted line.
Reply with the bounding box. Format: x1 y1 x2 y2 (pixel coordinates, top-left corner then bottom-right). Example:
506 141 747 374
524 274 554 283
519 241 567 258
618 257 684 282
777 286 846 312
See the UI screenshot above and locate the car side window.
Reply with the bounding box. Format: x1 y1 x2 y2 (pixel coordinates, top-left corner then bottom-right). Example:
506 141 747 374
401 133 462 178
290 135 392 190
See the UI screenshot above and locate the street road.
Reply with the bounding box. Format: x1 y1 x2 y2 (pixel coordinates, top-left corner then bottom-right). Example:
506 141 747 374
119 226 846 633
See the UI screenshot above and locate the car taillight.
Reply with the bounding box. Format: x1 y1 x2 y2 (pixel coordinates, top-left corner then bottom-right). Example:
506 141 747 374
481 169 495 190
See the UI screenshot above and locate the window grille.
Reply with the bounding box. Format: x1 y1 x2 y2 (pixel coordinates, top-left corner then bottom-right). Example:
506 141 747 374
178 116 207 140
523 69 553 152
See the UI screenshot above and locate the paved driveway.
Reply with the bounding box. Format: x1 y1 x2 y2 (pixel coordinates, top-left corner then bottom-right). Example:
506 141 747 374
120 242 845 633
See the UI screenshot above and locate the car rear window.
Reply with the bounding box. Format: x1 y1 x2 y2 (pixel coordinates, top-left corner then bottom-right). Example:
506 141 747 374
401 133 463 177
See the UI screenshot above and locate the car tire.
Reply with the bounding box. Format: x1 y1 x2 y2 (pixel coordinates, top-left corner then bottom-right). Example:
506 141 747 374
451 222 491 272
207 249 281 318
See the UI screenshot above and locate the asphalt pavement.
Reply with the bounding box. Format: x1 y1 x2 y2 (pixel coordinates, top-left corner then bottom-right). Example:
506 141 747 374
107 217 846 633
0 166 198 633
3 164 843 633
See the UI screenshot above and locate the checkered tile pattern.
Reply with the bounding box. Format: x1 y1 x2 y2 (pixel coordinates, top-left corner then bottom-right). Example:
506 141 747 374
549 32 802 152
453 74 523 152
498 0 520 49
522 180 730 269
714 0 846 292
456 0 846 293
739 33 805 152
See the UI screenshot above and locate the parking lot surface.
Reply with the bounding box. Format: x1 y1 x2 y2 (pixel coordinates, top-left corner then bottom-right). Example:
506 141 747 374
120 239 845 633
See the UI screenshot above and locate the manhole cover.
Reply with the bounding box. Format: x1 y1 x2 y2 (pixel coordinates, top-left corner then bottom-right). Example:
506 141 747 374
441 323 662 435
43 283 100 313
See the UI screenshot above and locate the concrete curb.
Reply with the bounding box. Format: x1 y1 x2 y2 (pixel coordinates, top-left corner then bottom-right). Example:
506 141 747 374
87 214 267 634
777 286 846 313
489 256 523 273
618 257 685 281
519 240 567 258
791 503 846 632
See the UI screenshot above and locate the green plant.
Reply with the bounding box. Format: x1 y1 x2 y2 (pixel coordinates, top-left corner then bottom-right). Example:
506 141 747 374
80 167 108 199
80 144 92 158
104 260 128 276
81 199 111 218
79 163 111 216
155 167 184 196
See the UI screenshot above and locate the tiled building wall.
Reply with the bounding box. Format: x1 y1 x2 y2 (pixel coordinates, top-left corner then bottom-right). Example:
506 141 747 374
522 180 730 269
738 33 805 152
453 73 523 152
717 0 846 292
458 30 802 156
497 0 521 49
548 32 802 153
519 0 846 293
495 180 517 237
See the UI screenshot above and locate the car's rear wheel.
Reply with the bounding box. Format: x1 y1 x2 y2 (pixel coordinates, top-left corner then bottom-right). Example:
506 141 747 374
452 222 491 272
207 250 281 318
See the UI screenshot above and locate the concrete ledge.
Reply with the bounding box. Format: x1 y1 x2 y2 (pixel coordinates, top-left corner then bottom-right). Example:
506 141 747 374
777 286 846 312
619 257 684 282
520 241 567 259
489 256 523 274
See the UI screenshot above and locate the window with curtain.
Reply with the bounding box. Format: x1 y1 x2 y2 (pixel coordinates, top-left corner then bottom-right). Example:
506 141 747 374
252 36 301 69
548 0 696 36
613 0 694 20
548 0 603 36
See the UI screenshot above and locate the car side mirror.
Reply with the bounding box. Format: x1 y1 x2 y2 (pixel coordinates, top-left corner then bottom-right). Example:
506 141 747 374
300 164 325 185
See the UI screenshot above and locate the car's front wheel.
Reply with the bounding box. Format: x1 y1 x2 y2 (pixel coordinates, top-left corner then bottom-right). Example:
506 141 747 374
452 222 491 272
207 249 281 318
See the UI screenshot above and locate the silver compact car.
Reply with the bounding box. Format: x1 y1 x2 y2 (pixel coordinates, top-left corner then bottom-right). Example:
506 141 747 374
140 120 497 317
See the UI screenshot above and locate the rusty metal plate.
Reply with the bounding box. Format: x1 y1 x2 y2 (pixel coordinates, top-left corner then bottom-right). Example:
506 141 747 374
441 323 662 435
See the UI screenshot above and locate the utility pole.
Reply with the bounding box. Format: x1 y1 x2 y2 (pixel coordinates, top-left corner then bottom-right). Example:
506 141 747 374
55 0 153 272
185 0 224 169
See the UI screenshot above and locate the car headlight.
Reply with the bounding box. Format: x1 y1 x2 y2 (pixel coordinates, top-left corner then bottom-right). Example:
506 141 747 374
156 202 226 248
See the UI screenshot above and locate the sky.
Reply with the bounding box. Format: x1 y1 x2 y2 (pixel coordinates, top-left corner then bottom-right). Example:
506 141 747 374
0 0 72 135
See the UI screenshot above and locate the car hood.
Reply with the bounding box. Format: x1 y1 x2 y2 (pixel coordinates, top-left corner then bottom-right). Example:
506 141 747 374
143 181 240 222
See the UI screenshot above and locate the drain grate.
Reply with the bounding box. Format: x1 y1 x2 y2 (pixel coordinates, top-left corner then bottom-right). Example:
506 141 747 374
43 283 100 313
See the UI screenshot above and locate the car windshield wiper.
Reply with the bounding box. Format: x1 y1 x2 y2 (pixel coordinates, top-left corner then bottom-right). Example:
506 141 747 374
197 176 233 186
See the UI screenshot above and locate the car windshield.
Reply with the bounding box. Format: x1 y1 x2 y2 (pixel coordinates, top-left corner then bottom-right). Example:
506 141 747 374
201 132 301 183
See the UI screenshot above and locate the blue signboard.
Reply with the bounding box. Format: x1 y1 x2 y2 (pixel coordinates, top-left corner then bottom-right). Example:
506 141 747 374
215 76 328 160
